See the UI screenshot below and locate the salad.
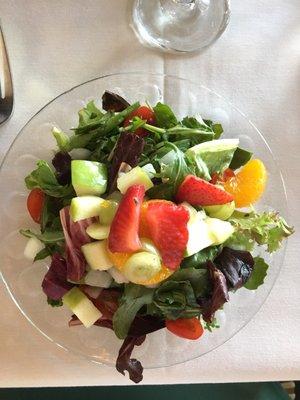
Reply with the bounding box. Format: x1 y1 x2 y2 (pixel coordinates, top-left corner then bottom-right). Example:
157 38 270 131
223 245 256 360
21 91 293 383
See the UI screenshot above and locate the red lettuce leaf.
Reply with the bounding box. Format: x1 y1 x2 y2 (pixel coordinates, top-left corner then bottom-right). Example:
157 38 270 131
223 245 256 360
214 247 254 290
60 206 95 282
116 335 146 384
198 261 229 323
102 91 130 112
42 253 73 300
108 131 145 193
52 151 72 185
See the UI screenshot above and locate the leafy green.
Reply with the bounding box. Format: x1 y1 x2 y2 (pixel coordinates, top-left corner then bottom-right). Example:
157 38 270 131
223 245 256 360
204 317 220 332
113 284 154 339
52 127 70 151
181 246 220 269
150 280 200 320
47 298 63 307
20 229 65 243
146 183 174 201
170 268 211 298
227 211 294 253
181 116 209 130
153 102 177 128
229 147 252 170
78 100 103 127
34 247 51 261
25 161 74 198
244 257 269 290
75 102 139 135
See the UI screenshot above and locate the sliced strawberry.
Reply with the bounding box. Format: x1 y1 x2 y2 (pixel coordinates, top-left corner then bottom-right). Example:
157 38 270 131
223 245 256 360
176 175 234 206
145 200 189 270
108 185 145 253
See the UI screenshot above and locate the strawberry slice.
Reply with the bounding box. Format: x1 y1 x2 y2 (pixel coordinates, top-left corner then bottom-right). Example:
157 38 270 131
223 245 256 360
108 185 145 253
176 175 234 206
145 200 189 270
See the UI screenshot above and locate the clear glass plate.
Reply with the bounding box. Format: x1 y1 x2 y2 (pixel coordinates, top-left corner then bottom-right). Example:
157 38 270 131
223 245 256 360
0 72 288 369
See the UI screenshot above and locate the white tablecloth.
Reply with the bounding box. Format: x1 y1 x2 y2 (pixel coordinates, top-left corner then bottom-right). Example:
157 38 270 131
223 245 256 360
0 0 299 387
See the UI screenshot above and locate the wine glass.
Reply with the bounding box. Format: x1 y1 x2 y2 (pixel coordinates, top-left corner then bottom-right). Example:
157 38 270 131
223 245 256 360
131 0 230 53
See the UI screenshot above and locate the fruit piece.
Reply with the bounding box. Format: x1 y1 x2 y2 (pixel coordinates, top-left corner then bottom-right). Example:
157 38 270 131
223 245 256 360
204 201 235 220
123 105 156 136
176 175 234 206
81 240 114 270
107 267 129 284
70 196 105 222
141 163 156 179
140 238 161 257
185 212 215 257
117 166 153 194
62 287 101 328
24 237 44 260
83 270 112 288
206 217 235 245
86 223 110 240
106 245 173 285
224 159 267 208
71 160 107 196
166 318 204 340
108 185 145 253
123 252 162 284
98 200 119 225
210 168 235 185
145 200 189 269
186 139 239 175
27 188 45 223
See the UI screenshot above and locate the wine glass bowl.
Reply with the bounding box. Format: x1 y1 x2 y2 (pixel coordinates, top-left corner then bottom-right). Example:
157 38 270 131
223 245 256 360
132 0 231 53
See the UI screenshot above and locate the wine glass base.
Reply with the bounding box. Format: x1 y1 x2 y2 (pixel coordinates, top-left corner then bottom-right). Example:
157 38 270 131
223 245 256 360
132 0 230 54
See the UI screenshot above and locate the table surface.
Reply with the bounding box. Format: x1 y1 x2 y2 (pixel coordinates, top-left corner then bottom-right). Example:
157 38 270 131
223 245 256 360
0 0 299 388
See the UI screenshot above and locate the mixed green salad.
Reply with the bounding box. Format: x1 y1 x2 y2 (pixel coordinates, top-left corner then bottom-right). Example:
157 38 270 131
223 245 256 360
21 91 293 383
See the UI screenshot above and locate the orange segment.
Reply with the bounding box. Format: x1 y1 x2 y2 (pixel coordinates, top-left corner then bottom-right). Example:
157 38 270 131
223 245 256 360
224 159 267 208
107 245 173 285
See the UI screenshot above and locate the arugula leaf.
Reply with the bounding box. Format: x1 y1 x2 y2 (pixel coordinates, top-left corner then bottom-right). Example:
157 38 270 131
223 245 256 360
20 229 64 243
75 102 139 135
204 317 220 332
181 246 220 269
202 119 224 139
47 298 63 307
153 102 177 128
227 210 294 253
25 160 74 198
151 280 200 320
244 257 269 290
181 116 209 130
78 100 104 128
146 183 174 201
34 247 51 261
113 284 154 339
229 147 252 170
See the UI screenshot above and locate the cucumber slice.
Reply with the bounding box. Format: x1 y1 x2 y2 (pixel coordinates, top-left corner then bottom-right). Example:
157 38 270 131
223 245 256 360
83 270 112 288
71 160 107 196
24 237 44 260
204 201 235 220
117 166 154 194
81 240 113 270
123 252 161 284
98 200 119 225
206 217 235 245
86 223 110 240
70 196 105 222
62 287 101 328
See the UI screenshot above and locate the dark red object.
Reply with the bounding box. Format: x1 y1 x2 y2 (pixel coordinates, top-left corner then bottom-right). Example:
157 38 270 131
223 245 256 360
210 168 235 185
123 106 156 137
166 317 204 340
145 201 189 269
27 188 45 223
108 185 145 253
42 253 73 300
176 174 234 206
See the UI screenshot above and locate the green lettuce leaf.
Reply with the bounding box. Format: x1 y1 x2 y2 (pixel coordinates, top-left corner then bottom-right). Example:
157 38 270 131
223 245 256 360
181 246 220 269
153 102 178 128
227 210 294 253
170 268 211 298
244 257 269 290
25 160 74 198
20 228 64 243
112 284 154 339
52 127 70 152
